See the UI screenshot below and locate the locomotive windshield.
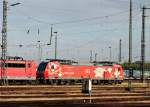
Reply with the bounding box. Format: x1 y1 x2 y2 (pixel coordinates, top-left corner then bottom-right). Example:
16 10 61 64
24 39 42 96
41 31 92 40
37 62 48 72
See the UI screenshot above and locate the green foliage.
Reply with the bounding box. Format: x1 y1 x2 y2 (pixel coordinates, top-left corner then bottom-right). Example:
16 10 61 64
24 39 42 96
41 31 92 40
122 61 150 70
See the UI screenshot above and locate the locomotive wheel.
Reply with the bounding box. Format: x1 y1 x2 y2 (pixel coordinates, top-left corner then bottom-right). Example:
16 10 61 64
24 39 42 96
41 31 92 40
64 80 70 85
45 79 52 85
66 80 70 85
118 80 122 84
69 80 75 85
57 79 62 85
53 80 57 85
97 80 101 85
71 80 75 85
60 80 65 85
50 80 54 85
37 78 45 84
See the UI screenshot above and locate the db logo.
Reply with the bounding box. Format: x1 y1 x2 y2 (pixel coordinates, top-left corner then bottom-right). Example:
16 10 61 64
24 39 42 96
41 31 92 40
48 61 62 78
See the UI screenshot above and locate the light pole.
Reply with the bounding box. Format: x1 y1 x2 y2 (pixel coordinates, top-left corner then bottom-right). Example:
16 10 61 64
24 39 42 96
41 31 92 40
119 39 122 63
37 41 42 64
90 50 93 63
129 0 132 66
95 53 97 62
101 49 104 61
109 46 112 61
128 0 133 92
1 0 20 85
54 32 58 59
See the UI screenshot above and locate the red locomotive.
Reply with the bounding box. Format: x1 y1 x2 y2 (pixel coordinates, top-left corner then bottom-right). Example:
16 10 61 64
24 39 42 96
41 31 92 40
37 59 124 84
0 56 36 84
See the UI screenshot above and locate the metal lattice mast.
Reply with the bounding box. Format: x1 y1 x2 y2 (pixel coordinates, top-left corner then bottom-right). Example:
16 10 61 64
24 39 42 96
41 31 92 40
141 6 150 83
1 0 8 85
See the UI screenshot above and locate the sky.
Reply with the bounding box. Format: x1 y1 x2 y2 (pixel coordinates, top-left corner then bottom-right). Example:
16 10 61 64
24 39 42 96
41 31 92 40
0 0 150 64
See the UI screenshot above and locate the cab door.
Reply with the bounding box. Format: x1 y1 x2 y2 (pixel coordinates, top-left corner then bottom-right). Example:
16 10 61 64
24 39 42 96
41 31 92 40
26 61 32 79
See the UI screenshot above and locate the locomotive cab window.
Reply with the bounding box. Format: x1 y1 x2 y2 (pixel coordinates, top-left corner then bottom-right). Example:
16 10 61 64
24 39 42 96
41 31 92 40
37 62 48 72
6 63 26 68
51 65 54 69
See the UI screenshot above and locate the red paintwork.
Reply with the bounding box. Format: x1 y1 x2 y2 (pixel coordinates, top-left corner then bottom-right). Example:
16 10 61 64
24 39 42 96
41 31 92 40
43 61 124 80
0 60 36 80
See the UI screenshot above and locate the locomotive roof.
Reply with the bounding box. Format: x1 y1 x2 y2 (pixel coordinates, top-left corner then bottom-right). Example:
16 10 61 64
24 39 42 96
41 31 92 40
7 56 24 60
0 56 24 60
46 59 78 65
92 61 119 66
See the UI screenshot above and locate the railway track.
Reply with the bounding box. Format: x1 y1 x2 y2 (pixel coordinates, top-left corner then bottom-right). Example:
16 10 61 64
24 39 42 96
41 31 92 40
0 85 148 94
0 84 150 106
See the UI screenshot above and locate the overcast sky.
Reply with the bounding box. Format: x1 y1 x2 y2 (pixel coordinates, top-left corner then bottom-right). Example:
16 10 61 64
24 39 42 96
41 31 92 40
0 0 150 63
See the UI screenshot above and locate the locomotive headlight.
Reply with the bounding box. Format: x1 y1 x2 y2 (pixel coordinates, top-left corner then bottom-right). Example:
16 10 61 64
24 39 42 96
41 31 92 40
58 73 62 77
50 65 55 72
51 69 55 72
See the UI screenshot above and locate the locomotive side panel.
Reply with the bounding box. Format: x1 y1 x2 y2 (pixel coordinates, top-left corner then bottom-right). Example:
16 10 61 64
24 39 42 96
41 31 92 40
44 61 124 80
60 65 94 79
0 60 36 81
44 61 94 80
